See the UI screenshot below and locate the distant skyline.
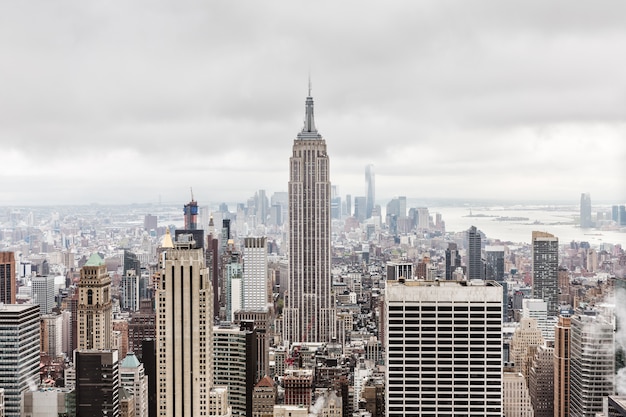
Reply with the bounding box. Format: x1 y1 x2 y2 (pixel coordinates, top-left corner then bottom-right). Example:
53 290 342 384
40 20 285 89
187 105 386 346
1 1 625 206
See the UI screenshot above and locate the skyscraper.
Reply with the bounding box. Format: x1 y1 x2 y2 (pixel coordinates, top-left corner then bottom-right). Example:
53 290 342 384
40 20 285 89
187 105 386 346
156 232 219 417
0 251 15 304
75 350 120 417
284 89 336 344
365 164 375 219
0 304 40 417
242 237 268 312
444 242 462 280
120 352 149 417
385 279 503 416
77 253 113 350
531 231 559 316
580 192 592 228
184 196 199 230
467 225 485 280
569 311 614 416
31 275 55 314
554 315 571 417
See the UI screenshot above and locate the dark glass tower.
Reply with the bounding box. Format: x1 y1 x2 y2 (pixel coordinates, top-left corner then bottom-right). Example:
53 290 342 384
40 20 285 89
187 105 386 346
467 226 485 280
532 231 559 316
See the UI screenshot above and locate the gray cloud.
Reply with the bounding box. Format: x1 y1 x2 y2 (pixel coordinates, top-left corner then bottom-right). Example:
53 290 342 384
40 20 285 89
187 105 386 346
0 0 624 205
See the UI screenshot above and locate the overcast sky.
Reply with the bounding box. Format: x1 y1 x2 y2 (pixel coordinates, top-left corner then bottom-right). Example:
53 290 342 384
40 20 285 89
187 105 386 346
1 1 624 206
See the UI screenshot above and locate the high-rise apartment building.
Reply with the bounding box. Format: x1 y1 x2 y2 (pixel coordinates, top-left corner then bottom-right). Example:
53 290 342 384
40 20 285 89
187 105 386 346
0 251 16 304
0 304 40 417
569 311 614 417
242 237 268 311
467 226 485 280
385 279 503 416
284 90 336 344
77 253 113 350
580 192 592 228
527 345 554 417
554 315 571 417
31 275 55 314
531 231 559 316
156 233 223 417
365 164 375 219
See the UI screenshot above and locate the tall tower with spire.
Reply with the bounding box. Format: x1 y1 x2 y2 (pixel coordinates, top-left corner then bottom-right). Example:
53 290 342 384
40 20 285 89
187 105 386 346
284 87 336 344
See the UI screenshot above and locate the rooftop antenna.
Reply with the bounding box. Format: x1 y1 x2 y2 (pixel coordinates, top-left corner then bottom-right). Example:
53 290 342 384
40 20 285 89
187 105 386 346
190 187 194 202
308 72 312 97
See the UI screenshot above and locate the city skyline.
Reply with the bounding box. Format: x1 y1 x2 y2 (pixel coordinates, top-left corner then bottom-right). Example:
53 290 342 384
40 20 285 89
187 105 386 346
1 1 625 206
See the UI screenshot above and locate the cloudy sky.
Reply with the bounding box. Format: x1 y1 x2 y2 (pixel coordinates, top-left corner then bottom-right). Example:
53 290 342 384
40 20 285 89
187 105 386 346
1 1 624 206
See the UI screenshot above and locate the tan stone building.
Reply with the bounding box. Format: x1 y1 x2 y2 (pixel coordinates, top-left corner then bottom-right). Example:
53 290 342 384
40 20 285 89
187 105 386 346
252 376 276 417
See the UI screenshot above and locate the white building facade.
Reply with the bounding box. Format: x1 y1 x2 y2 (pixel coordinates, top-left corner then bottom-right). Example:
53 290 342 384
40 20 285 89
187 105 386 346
385 280 503 416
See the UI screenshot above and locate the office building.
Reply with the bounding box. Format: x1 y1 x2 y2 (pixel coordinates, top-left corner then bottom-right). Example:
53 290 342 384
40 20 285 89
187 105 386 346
365 164 375 219
570 311 614 417
554 315 571 417
386 261 413 281
242 237 268 312
607 396 626 416
353 196 367 222
580 193 592 228
156 232 220 417
40 313 64 359
121 269 140 312
120 352 149 417
445 243 462 280
22 388 76 417
234 310 270 382
0 251 16 304
0 304 40 417
128 299 156 361
510 317 544 376
144 214 158 232
284 89 336 344
522 298 554 342
467 226 485 280
485 246 505 281
251 376 276 417
531 231 559 316
213 323 256 417
75 350 120 417
283 369 313 407
77 253 113 350
31 275 55 314
224 247 243 322
502 372 534 417
385 279 502 416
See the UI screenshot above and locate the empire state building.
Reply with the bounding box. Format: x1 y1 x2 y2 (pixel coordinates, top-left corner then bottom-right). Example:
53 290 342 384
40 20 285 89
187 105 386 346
284 89 336 343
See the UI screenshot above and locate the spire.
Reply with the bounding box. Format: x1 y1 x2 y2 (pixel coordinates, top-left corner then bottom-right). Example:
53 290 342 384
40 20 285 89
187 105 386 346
298 80 321 140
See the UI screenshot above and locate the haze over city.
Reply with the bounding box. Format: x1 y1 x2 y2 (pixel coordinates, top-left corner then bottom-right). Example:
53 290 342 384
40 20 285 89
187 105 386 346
1 1 625 205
